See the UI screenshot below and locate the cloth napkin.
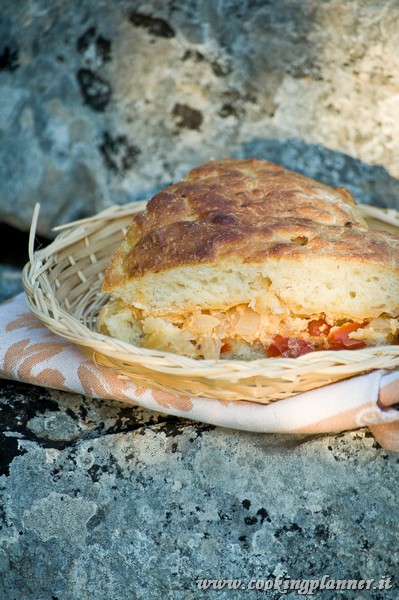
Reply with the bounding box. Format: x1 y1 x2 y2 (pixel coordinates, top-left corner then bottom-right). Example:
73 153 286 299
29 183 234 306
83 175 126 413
1 293 399 451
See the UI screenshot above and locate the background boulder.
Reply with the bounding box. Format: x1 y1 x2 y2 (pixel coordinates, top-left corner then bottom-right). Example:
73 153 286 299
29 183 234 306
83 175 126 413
1 0 399 235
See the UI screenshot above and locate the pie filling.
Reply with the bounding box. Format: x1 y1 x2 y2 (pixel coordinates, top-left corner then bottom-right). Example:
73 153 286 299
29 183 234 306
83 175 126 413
99 301 399 360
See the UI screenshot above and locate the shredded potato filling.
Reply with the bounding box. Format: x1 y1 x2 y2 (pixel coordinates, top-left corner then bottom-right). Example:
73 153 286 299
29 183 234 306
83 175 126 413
100 301 399 360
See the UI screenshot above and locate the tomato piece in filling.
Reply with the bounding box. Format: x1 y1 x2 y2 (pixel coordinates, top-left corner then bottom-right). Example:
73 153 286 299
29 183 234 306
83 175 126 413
308 318 331 337
266 334 313 358
220 342 233 354
327 322 367 350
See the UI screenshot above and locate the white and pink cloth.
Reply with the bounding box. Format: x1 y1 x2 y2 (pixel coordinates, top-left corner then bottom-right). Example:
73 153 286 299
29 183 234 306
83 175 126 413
1 292 399 450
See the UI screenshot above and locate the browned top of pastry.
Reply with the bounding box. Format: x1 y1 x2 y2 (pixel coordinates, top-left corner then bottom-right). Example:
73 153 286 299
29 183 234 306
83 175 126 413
103 158 399 287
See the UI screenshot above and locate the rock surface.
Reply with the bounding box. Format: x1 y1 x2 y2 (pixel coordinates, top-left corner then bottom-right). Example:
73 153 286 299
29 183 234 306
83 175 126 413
1 0 399 235
1 379 399 599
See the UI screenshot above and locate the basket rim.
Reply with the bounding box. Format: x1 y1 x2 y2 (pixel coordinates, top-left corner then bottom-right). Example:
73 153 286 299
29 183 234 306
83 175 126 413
22 200 399 391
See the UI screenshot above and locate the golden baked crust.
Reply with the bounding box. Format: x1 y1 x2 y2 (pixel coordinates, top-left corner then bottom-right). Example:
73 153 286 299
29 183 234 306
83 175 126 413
104 158 375 284
100 158 399 359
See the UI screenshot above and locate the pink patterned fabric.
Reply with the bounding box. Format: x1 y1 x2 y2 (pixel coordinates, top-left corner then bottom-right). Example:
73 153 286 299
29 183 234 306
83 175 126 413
1 293 399 450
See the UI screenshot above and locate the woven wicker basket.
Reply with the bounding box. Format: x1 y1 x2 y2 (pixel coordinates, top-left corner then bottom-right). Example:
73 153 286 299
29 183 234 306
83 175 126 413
22 201 399 403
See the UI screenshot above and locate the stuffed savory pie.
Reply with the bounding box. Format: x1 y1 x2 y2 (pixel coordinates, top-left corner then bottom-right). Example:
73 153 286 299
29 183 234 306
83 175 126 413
99 159 399 359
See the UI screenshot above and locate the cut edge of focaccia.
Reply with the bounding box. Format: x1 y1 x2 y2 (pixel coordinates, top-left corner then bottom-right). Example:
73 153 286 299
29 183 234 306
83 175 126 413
99 158 399 359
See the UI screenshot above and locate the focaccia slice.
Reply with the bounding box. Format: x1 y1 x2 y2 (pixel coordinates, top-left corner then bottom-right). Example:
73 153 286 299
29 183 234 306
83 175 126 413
99 159 399 359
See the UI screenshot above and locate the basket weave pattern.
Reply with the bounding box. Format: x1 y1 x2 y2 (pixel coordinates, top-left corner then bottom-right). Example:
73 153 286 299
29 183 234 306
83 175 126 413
22 202 399 403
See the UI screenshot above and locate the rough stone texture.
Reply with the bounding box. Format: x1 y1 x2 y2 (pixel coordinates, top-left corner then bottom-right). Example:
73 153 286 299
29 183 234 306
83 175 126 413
1 379 399 599
1 0 399 235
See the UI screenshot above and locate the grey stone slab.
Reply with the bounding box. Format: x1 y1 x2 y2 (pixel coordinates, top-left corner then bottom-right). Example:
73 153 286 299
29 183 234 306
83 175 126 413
1 1 399 236
0 380 398 599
